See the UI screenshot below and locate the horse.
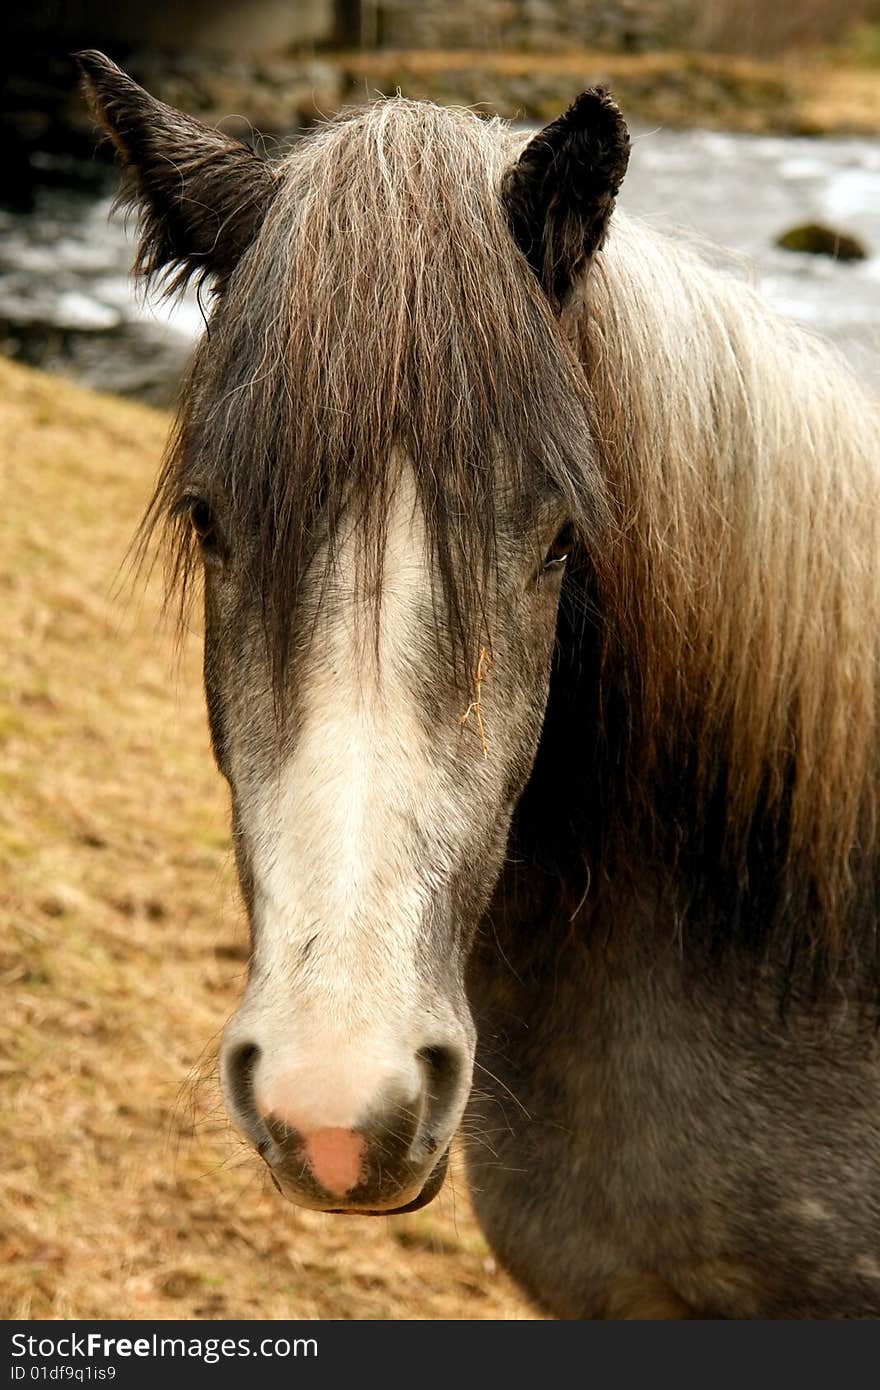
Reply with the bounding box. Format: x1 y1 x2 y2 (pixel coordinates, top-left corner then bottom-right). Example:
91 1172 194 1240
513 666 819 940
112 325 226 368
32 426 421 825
78 51 880 1318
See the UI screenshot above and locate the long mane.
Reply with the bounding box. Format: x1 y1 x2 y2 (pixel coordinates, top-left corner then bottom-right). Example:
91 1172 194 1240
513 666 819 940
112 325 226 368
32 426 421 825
564 213 880 972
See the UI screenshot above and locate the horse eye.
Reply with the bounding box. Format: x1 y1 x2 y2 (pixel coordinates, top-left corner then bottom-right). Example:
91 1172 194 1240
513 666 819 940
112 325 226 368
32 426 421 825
174 494 222 558
189 498 215 545
543 522 575 570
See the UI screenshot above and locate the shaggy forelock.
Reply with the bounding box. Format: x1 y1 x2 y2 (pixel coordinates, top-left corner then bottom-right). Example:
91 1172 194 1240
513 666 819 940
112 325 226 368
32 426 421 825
144 99 607 682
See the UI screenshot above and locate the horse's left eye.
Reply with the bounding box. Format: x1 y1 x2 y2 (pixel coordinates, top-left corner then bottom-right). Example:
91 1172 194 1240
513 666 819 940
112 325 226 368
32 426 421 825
543 522 576 570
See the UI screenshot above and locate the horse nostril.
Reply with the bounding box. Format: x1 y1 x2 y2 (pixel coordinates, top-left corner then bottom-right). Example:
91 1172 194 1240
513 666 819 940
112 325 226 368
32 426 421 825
418 1043 463 1095
416 1043 465 1155
225 1040 263 1136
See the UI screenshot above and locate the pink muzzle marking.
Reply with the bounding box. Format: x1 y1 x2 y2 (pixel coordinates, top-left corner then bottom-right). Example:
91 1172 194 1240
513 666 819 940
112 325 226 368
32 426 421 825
302 1127 367 1196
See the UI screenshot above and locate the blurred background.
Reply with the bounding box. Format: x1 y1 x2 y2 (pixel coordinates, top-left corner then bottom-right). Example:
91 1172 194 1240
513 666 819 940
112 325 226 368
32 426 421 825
2 0 880 397
2 1 880 1323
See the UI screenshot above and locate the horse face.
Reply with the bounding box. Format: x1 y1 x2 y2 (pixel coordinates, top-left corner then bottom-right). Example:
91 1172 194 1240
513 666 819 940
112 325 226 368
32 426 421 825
78 52 627 1211
206 469 573 1212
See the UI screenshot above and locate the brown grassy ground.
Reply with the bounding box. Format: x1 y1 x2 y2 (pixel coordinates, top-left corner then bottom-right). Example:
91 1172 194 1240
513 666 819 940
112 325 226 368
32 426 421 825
0 359 533 1321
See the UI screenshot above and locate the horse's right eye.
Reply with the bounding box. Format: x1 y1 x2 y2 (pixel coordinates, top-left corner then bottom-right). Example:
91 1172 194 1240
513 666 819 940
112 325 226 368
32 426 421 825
190 498 214 543
176 495 222 560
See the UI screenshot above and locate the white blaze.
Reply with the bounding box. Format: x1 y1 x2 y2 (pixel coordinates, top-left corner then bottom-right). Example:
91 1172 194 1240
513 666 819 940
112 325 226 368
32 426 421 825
229 471 458 1128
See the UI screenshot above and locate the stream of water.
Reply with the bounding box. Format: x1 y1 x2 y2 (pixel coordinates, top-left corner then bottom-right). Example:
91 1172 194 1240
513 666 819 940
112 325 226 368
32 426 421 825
1 125 878 400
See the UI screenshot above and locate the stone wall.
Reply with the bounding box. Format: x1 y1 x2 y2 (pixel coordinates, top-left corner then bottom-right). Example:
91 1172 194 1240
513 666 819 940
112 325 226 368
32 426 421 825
358 0 683 52
348 0 880 54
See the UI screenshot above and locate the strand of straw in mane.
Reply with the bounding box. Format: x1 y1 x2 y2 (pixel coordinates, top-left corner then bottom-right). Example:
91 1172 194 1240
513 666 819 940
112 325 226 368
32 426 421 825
460 646 494 759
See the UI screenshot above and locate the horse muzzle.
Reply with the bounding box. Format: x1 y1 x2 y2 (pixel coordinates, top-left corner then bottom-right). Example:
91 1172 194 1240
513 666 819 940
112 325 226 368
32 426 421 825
220 1031 471 1213
272 1143 452 1216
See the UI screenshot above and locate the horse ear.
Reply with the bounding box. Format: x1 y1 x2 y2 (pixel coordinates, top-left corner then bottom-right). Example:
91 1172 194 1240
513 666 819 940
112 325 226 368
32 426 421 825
76 50 279 294
502 88 630 312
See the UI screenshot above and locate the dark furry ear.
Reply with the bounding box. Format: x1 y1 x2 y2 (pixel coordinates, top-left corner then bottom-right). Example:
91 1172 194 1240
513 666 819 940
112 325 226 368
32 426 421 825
76 50 279 295
502 88 630 311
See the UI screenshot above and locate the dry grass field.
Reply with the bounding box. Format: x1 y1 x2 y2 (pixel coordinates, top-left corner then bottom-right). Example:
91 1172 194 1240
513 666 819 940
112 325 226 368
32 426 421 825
0 358 533 1321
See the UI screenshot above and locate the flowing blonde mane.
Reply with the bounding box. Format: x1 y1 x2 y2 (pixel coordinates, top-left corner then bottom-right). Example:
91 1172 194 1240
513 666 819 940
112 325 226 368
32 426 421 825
581 214 880 937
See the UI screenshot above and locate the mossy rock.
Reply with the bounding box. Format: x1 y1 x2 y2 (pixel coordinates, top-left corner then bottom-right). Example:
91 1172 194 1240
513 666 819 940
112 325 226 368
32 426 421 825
776 222 867 261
